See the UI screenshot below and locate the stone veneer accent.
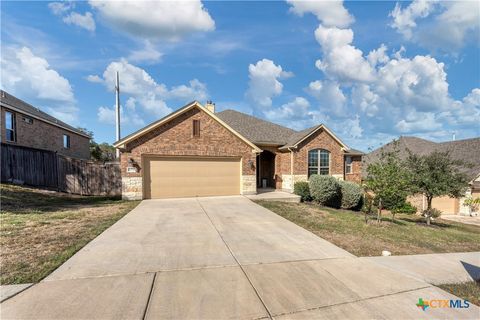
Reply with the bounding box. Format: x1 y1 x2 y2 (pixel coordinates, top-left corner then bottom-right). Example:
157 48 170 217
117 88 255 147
281 174 308 192
122 177 143 200
241 175 257 195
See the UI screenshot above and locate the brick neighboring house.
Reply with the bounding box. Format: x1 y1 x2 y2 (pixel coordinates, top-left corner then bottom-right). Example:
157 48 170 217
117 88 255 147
0 90 90 159
114 101 363 200
363 136 480 216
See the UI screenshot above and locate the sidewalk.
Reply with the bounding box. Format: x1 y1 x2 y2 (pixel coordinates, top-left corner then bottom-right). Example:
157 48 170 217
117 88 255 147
363 252 480 285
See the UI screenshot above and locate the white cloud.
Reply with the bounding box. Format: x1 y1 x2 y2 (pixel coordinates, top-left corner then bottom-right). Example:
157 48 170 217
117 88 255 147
97 104 144 127
128 41 162 63
246 58 293 108
389 0 438 39
390 1 480 52
307 80 347 117
367 44 389 67
63 12 96 32
48 2 75 15
265 97 310 122
314 25 375 83
287 0 354 28
86 74 102 83
1 46 78 123
88 0 215 40
92 59 208 120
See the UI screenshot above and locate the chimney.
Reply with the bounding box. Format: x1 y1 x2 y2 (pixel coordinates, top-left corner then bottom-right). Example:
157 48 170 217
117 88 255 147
205 100 215 113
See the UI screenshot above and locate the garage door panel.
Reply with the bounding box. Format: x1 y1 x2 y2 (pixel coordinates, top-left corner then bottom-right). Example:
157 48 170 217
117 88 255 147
145 157 240 199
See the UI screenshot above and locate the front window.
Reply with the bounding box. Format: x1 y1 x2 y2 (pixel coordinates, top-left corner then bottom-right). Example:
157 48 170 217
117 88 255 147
5 111 16 142
345 156 353 174
63 134 70 149
308 149 330 177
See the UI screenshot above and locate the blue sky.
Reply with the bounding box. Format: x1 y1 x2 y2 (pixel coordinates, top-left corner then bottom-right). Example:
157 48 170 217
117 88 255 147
1 1 479 151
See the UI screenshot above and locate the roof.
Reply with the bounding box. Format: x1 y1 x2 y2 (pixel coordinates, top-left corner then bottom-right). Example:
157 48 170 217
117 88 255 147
215 109 296 145
0 90 90 138
114 102 261 153
363 136 480 181
216 109 359 152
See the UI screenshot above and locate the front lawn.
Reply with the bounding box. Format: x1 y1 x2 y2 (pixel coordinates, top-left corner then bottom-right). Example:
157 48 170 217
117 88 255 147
0 184 139 285
439 281 480 307
256 201 480 257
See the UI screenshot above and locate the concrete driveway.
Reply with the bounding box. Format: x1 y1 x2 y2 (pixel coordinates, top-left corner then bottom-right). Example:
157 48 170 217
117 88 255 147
2 196 478 319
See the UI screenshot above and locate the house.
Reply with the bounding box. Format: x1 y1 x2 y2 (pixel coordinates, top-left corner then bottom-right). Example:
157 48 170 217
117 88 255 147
0 90 90 159
363 136 480 216
114 101 363 200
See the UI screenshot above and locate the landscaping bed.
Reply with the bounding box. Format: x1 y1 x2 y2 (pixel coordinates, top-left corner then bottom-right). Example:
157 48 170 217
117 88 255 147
256 201 480 257
0 184 139 285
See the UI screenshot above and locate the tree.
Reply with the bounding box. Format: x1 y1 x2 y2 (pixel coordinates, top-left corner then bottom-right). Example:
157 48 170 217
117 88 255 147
365 142 411 223
406 151 469 225
77 127 115 162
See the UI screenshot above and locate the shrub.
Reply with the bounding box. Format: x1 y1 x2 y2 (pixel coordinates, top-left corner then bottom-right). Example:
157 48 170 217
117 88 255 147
339 181 363 210
392 201 417 214
293 181 311 202
423 208 442 218
309 175 341 208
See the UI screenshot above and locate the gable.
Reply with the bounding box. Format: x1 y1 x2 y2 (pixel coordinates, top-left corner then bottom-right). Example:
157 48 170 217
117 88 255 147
296 127 345 152
114 102 261 153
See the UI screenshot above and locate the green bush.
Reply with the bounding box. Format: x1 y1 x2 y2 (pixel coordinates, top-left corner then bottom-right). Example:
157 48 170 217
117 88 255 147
392 202 417 214
293 181 311 202
309 175 341 208
339 181 363 210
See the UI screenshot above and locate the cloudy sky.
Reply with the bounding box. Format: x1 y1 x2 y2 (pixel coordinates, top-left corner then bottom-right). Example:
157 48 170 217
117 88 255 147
1 1 479 151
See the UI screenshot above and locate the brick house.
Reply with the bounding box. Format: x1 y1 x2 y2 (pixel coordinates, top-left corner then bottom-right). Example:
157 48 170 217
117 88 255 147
0 90 90 159
114 101 364 200
363 136 480 216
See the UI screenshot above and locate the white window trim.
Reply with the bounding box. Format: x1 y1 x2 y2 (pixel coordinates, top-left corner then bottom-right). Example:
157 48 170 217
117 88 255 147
345 156 353 174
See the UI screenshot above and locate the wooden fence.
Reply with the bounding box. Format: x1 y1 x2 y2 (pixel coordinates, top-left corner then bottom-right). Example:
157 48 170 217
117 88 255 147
1 143 121 196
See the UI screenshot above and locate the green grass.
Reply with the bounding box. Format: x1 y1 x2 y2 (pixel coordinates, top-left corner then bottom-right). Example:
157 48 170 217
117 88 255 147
439 281 480 307
256 201 480 257
1 184 140 285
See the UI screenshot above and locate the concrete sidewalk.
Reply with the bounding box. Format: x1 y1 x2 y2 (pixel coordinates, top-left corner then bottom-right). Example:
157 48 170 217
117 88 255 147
363 251 480 285
2 196 479 319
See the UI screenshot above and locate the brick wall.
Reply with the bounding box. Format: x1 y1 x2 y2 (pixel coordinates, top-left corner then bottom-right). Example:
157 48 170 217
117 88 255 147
345 155 362 183
0 107 90 159
293 129 345 176
120 107 257 199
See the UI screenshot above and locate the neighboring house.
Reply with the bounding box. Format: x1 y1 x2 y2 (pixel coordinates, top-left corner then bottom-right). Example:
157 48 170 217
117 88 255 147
114 101 363 200
363 136 480 216
0 90 90 159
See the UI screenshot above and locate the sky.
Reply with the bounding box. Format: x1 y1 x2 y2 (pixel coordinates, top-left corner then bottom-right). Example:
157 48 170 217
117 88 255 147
1 0 479 151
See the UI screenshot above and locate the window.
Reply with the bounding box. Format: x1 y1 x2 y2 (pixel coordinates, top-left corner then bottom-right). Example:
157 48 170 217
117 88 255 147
63 134 70 149
345 156 353 174
22 116 33 124
193 119 200 137
308 149 330 177
5 111 16 142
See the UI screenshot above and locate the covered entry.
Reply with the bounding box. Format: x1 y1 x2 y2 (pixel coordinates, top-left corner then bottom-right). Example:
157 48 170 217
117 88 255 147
143 156 241 199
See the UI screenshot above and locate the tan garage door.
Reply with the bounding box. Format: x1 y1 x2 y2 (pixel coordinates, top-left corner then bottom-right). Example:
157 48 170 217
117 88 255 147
432 196 459 215
144 157 241 199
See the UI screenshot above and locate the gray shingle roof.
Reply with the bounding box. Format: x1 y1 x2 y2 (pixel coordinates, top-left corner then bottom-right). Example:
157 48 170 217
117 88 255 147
0 90 90 138
363 136 480 180
216 109 296 145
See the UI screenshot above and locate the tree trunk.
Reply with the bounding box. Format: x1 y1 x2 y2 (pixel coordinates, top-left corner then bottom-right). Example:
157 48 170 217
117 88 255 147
377 198 382 224
426 195 433 226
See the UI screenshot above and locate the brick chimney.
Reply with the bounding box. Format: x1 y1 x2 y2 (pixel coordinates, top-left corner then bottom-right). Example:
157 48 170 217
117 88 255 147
205 100 215 113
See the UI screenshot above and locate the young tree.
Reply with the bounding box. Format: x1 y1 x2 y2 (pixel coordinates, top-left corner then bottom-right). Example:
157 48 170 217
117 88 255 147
365 142 411 223
406 151 469 225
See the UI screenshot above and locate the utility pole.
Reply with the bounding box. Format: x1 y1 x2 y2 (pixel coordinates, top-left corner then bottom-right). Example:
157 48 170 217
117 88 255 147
115 71 121 159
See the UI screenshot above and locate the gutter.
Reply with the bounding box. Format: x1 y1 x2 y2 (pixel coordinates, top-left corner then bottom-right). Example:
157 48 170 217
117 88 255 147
1 101 91 139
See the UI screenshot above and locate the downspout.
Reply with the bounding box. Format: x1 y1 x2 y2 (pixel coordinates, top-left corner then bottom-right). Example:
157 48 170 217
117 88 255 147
288 147 294 192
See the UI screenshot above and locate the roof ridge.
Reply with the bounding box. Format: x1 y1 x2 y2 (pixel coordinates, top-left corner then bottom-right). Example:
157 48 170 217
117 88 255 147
218 109 298 133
